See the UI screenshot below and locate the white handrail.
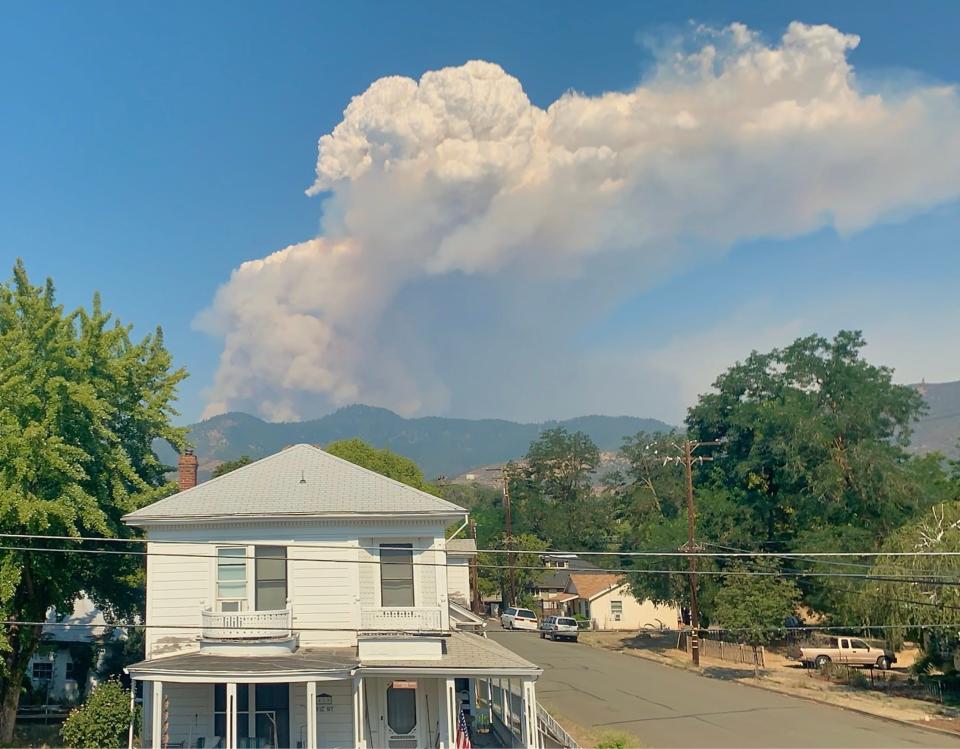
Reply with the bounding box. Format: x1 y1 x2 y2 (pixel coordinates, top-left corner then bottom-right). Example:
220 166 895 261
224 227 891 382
201 607 292 640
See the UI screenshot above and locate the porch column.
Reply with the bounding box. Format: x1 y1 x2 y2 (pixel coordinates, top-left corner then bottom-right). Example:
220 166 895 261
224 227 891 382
150 681 163 749
468 678 478 718
352 676 365 749
225 682 238 749
520 679 539 749
127 678 136 749
306 681 318 749
442 678 457 748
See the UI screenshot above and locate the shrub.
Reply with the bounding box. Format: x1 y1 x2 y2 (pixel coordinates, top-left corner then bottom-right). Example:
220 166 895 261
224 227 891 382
61 680 138 748
596 730 634 748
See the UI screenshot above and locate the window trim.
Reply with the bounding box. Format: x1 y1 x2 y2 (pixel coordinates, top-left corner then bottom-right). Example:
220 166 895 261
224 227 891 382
215 545 290 612
32 661 53 681
379 542 416 608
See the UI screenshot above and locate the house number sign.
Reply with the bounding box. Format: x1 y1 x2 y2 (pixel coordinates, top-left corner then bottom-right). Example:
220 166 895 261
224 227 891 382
316 693 334 713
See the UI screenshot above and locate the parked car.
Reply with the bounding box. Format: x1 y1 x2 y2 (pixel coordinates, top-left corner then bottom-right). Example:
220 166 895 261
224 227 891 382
540 615 579 642
796 636 896 670
500 607 538 630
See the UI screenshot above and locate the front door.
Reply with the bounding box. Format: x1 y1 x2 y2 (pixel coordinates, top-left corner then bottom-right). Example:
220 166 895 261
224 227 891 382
385 683 418 749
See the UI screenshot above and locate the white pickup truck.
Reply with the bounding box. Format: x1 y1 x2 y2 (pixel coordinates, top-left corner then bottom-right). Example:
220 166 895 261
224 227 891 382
798 636 896 670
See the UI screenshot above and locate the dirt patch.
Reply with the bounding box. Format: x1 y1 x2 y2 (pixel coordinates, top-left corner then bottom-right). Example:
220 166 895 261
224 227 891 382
578 632 960 733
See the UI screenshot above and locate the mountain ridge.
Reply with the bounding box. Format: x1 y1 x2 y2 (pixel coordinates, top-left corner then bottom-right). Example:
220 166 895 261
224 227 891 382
160 405 676 480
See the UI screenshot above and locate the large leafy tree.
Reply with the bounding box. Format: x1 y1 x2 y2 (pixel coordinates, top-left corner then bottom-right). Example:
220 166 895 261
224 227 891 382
0 261 185 740
324 438 436 493
211 455 253 478
687 330 932 548
513 428 608 549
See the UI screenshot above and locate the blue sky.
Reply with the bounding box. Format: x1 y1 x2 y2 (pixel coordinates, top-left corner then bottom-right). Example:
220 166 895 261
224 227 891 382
2 2 959 425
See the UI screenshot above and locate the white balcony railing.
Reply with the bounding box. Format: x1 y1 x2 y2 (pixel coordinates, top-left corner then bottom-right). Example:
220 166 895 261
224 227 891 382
360 607 443 632
201 607 292 640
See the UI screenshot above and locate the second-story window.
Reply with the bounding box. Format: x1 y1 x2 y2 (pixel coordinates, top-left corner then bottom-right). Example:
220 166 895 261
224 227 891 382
217 547 248 611
380 543 414 607
255 546 287 611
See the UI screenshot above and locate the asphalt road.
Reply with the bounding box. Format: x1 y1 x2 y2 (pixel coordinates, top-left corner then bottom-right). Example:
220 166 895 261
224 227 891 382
490 630 960 748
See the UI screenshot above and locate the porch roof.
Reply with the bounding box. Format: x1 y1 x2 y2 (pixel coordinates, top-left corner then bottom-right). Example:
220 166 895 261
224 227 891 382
126 648 358 683
358 632 541 678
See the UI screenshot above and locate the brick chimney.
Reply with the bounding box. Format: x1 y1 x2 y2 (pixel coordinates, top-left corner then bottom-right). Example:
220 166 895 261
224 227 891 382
178 449 199 492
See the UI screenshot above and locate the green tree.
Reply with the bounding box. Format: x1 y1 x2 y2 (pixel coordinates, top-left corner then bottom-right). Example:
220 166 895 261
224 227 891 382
713 560 801 675
211 455 254 478
0 261 185 741
857 501 960 661
477 532 548 606
687 331 932 549
325 438 436 492
516 428 606 549
61 680 138 749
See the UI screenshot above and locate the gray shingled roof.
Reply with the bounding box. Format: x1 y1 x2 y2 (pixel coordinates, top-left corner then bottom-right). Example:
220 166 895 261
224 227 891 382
124 444 466 524
359 632 540 675
445 538 477 555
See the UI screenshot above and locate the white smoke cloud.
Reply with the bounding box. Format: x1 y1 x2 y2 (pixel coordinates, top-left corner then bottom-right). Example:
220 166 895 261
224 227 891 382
198 21 960 421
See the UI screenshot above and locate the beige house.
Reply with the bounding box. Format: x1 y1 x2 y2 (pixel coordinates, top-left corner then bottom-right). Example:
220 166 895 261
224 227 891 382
565 573 678 631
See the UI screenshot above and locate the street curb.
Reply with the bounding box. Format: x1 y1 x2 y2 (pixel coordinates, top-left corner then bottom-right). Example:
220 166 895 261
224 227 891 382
597 643 960 743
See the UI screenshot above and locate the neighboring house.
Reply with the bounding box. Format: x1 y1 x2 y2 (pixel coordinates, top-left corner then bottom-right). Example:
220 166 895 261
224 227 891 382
443 539 475 608
564 573 678 632
27 596 108 705
532 554 598 615
123 445 541 749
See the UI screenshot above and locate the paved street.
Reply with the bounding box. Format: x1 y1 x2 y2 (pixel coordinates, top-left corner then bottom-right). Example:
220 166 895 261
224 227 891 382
490 630 960 748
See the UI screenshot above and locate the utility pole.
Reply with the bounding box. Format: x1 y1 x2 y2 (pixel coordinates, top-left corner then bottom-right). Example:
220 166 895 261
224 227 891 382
469 518 482 614
660 438 720 667
485 465 516 605
502 465 516 606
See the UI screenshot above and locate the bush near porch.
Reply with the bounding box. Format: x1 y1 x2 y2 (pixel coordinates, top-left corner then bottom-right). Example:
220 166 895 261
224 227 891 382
61 681 139 749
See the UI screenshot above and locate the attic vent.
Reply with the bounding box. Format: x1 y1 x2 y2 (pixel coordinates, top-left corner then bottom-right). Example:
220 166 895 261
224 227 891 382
299 470 307 484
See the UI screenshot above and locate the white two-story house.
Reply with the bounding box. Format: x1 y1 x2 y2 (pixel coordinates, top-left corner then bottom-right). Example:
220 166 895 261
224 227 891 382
124 445 541 749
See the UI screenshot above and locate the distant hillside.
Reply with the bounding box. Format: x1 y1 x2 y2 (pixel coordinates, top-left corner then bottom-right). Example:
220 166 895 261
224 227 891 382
158 406 675 480
911 380 960 458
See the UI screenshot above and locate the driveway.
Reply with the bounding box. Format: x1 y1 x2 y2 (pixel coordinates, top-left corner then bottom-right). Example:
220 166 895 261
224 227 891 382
490 630 960 748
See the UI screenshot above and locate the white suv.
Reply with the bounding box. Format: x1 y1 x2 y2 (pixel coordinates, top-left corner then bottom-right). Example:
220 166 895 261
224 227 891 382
540 615 580 642
500 607 538 630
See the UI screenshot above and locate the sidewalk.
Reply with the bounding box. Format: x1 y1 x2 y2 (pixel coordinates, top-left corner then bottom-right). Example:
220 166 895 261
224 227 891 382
579 632 960 736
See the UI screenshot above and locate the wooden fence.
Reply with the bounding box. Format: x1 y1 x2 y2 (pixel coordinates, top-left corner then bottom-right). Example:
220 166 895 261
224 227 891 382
677 631 765 668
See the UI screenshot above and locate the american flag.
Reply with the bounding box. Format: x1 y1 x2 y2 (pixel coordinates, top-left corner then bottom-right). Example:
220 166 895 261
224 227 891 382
456 708 472 749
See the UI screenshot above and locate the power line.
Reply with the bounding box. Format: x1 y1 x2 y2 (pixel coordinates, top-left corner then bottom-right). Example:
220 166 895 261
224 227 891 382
7 531 960 559
2 543 960 585
6 620 960 635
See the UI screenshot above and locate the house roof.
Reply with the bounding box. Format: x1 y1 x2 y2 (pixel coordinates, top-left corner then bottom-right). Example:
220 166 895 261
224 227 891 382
536 555 604 590
567 572 624 601
446 539 477 555
126 648 358 682
360 632 540 676
124 444 466 524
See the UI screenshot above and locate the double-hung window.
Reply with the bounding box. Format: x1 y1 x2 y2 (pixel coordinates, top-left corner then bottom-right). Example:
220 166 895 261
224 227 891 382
255 546 288 611
217 546 288 612
380 543 415 607
217 548 248 612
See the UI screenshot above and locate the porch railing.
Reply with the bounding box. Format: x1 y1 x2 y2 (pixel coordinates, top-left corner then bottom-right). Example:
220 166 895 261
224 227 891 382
360 607 443 631
200 607 292 640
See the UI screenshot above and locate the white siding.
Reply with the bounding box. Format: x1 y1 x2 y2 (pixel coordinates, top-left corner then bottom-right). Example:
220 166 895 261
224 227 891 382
162 683 214 747
145 541 211 657
358 537 377 608
446 555 470 605
590 584 679 631
143 521 451 659
291 543 358 648
291 680 354 748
